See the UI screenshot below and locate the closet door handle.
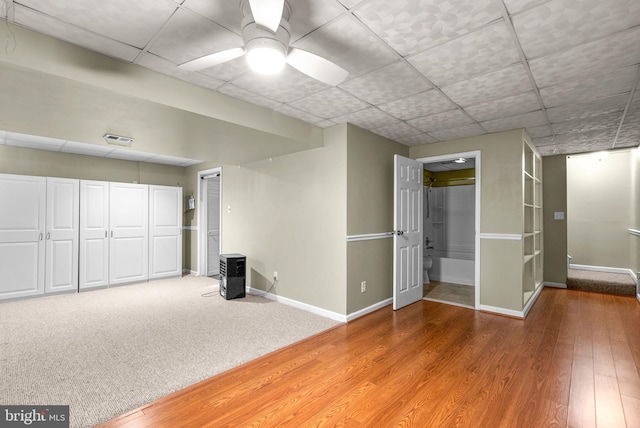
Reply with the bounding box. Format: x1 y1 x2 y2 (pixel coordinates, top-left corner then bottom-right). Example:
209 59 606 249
111 231 113 238
46 232 50 240
105 231 107 238
39 232 43 241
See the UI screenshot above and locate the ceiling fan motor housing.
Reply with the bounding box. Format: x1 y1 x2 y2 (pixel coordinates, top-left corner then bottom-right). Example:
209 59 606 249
241 7 291 57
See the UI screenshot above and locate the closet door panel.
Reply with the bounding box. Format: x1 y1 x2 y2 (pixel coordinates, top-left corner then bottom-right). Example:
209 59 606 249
110 183 148 285
80 180 109 289
0 174 46 300
149 185 182 279
45 177 79 293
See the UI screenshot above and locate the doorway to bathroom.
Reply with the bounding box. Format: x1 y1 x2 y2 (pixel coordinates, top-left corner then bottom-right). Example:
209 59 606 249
418 151 480 309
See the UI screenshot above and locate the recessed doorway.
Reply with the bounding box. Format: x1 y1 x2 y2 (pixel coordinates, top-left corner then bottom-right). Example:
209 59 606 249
417 151 481 309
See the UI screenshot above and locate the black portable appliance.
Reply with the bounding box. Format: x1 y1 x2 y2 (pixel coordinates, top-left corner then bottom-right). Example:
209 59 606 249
219 253 246 300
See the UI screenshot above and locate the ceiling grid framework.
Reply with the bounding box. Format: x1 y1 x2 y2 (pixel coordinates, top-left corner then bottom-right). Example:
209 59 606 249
0 0 637 161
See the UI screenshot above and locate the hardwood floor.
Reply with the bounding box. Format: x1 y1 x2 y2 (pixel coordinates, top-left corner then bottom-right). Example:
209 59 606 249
98 288 640 427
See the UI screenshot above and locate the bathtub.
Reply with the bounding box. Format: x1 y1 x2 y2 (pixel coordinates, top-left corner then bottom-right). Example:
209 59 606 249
428 250 475 286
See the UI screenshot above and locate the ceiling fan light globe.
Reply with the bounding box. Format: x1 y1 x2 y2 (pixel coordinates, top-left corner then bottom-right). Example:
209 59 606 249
246 47 285 75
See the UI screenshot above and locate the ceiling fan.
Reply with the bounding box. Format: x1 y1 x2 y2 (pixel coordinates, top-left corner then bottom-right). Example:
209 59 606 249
178 0 349 86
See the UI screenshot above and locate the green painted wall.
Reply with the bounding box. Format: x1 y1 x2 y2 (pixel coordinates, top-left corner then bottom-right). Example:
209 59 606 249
542 155 568 284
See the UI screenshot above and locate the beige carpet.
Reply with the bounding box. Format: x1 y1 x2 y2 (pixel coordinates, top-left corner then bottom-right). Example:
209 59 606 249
567 268 637 296
0 275 341 427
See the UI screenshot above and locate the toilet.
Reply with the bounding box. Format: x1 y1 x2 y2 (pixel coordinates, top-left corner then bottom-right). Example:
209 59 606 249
423 254 433 284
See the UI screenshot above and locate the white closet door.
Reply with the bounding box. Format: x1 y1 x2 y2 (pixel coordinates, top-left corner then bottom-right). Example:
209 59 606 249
0 174 46 300
206 177 220 277
109 182 148 285
79 180 109 290
45 177 79 294
149 185 182 280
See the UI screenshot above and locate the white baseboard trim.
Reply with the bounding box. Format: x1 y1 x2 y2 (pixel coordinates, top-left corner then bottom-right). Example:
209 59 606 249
246 288 394 323
479 284 544 319
569 263 635 277
479 304 525 319
544 282 567 289
637 294 640 304
346 298 393 322
247 287 347 323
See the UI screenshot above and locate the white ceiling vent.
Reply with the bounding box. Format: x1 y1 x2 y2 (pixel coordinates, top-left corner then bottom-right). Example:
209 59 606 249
103 133 134 147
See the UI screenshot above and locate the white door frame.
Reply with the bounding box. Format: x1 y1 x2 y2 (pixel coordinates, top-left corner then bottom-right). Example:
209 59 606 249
416 150 481 310
197 167 222 277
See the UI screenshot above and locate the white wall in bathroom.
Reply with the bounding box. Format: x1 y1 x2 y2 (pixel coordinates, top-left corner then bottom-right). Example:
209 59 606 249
424 184 475 258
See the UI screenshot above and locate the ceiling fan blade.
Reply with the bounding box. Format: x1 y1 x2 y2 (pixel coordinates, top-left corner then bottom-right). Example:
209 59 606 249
178 47 245 71
249 0 284 33
286 48 349 86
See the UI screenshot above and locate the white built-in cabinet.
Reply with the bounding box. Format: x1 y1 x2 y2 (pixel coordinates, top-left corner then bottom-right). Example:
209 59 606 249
109 182 149 285
149 185 183 280
0 173 182 301
45 177 80 294
79 180 110 290
0 174 47 299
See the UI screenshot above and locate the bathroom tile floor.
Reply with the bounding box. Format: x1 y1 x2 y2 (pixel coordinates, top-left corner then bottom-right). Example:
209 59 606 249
424 280 475 308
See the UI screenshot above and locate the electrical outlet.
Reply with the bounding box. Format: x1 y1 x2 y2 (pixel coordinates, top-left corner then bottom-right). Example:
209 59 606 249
361 281 366 293
274 271 278 280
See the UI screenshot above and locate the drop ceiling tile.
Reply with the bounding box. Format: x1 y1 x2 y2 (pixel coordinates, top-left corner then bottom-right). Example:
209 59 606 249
428 124 485 141
481 110 546 133
291 14 397 77
107 149 154 162
274 105 326 125
232 67 328 103
397 133 438 146
378 90 455 121
137 53 225 91
513 0 640 59
316 120 336 128
287 0 347 41
530 26 640 88
331 107 400 130
554 128 618 151
17 0 178 48
337 0 359 7
408 109 473 133
503 0 547 14
217 84 283 110
14 5 142 62
289 88 370 119
60 141 116 157
551 111 623 135
547 94 628 123
464 91 540 122
199 56 249 82
5 132 66 151
615 110 640 148
525 125 553 138
353 0 502 56
408 21 520 87
181 0 243 34
532 136 558 148
539 65 637 108
441 64 532 107
371 122 422 141
339 61 431 105
147 8 242 64
536 145 558 156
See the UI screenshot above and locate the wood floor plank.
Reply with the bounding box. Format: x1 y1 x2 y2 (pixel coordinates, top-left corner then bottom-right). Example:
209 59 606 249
594 373 626 428
97 289 640 428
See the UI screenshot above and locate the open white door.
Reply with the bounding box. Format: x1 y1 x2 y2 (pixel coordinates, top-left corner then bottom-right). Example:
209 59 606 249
393 155 423 310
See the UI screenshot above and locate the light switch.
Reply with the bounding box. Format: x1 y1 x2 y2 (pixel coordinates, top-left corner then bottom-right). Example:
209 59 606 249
554 211 565 220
